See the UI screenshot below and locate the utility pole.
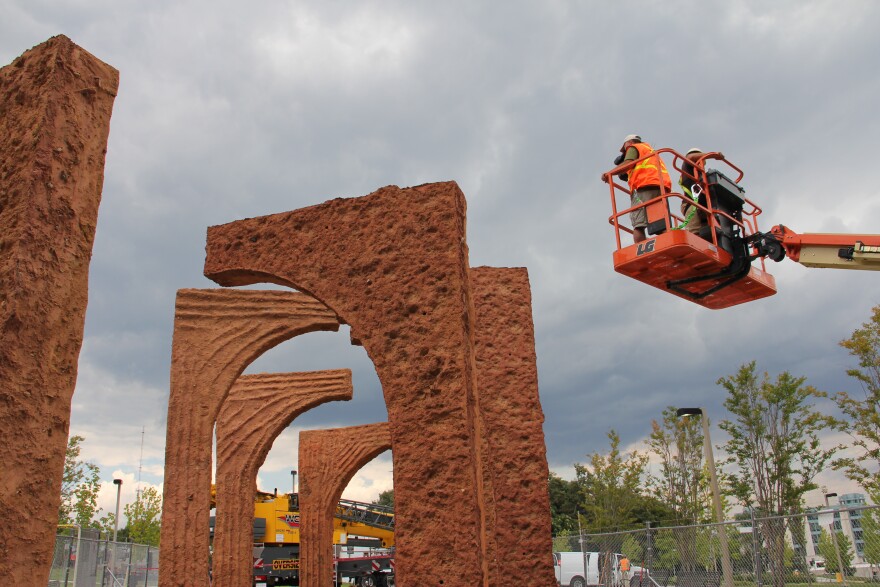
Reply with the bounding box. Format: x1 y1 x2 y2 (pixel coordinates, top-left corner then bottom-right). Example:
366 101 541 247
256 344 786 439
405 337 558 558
677 407 733 587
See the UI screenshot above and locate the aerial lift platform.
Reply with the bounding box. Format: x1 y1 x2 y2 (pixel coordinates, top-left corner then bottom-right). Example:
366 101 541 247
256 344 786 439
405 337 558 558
601 147 879 309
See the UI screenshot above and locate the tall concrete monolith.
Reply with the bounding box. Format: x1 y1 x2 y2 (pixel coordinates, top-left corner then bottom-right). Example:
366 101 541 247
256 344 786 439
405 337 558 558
0 36 118 587
471 267 556 586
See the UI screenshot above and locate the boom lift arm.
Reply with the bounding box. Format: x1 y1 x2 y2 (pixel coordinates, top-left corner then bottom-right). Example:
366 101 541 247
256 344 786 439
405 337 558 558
766 225 880 270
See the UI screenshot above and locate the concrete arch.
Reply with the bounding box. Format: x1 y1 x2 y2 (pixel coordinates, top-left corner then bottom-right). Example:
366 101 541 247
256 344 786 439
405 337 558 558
159 289 340 586
297 423 392 587
213 370 354 587
204 182 489 586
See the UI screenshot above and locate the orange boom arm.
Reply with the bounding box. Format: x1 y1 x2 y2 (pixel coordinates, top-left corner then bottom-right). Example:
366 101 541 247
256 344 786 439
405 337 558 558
769 226 880 270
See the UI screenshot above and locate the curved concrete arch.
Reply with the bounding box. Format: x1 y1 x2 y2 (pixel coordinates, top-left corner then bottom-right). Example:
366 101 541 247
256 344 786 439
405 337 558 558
159 289 340 587
213 370 354 587
297 423 392 587
204 182 489 586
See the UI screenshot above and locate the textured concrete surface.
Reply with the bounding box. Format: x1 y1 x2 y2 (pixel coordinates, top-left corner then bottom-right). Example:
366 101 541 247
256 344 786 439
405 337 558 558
298 423 391 587
0 36 118 587
471 267 556 586
213 370 353 587
204 182 489 586
159 289 340 587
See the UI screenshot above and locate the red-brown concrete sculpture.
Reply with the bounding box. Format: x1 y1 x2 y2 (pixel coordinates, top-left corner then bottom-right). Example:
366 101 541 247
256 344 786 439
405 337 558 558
471 267 556 586
298 423 391 587
0 36 118 587
159 289 340 587
204 183 490 585
213 370 354 587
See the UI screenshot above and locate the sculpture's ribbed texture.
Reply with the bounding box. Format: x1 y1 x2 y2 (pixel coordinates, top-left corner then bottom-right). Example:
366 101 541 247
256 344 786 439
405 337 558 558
298 424 391 587
213 370 353 587
160 289 339 587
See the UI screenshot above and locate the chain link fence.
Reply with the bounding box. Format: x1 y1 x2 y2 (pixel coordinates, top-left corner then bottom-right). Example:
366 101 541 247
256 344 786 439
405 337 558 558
49 529 159 587
554 504 880 587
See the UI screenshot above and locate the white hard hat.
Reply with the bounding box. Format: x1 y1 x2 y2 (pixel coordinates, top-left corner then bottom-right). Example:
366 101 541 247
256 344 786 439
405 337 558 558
686 147 703 155
623 134 641 143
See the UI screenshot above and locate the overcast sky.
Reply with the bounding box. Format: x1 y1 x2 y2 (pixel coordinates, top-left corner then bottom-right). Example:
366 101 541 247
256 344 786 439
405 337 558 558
3 0 879 526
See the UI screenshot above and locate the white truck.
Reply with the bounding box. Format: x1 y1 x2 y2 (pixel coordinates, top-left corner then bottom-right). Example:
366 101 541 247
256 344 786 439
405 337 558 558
553 551 643 587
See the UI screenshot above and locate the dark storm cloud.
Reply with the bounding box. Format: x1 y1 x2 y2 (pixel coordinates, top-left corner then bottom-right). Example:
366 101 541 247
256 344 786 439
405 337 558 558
2 0 878 500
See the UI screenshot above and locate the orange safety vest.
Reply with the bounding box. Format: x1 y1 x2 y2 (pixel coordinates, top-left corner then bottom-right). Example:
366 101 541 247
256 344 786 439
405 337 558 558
621 558 631 572
627 142 671 191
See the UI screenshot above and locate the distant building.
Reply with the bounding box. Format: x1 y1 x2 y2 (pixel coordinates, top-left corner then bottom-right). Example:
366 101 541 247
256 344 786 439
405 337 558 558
804 493 868 564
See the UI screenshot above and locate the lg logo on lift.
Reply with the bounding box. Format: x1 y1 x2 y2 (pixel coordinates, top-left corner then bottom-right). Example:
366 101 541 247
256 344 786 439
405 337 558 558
636 239 656 256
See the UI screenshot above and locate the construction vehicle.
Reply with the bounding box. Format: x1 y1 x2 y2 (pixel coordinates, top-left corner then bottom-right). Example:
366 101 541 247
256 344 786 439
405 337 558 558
601 147 879 309
210 488 395 586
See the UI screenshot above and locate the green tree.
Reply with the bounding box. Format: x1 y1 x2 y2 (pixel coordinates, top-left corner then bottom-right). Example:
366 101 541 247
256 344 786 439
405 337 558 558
621 534 644 563
818 528 854 576
96 512 130 542
575 431 649 586
628 494 677 527
59 435 103 528
548 472 581 535
652 531 680 571
371 489 394 508
575 430 648 533
718 362 838 587
646 407 708 523
647 407 710 572
694 524 746 573
860 508 880 574
552 531 579 553
831 305 880 498
125 487 162 546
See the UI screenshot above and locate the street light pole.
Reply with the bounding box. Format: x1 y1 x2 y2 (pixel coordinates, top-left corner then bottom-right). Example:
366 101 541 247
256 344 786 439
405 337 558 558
110 478 123 583
113 479 123 542
825 492 848 586
677 407 733 587
578 511 587 584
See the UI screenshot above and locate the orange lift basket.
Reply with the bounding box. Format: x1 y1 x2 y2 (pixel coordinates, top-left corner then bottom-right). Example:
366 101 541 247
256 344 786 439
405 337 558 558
602 148 778 310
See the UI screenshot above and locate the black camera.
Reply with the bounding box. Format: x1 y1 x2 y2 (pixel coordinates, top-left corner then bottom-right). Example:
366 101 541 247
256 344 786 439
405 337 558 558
613 153 627 180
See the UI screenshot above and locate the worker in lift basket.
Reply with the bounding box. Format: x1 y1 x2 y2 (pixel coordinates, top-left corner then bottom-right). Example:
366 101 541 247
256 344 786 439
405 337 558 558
613 134 672 244
678 147 706 235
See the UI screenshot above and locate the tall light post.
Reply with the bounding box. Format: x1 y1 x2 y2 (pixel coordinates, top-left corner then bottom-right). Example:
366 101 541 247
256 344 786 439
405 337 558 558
113 479 123 542
825 492 848 586
677 407 733 587
577 510 587 584
109 478 123 582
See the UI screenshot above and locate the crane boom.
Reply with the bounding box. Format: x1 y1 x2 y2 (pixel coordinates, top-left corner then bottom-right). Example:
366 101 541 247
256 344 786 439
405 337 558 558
769 225 880 270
